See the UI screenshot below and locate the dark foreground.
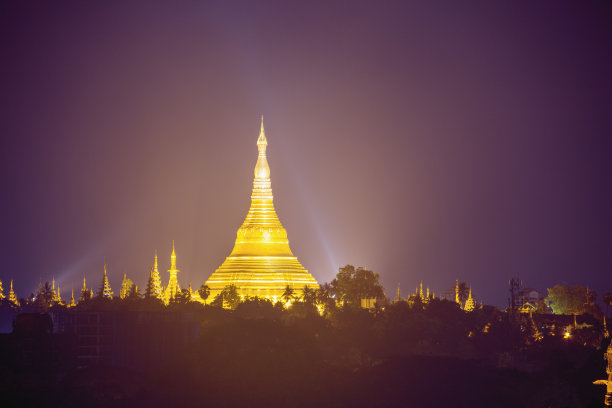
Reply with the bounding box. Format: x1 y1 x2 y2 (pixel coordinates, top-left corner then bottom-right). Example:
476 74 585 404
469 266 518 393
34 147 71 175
0 300 607 407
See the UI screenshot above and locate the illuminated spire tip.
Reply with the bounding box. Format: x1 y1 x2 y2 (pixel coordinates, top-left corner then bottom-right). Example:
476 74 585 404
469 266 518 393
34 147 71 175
257 115 267 148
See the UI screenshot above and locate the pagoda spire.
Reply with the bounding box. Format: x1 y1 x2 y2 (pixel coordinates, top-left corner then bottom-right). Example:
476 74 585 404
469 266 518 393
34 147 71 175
120 273 133 299
171 241 177 270
79 277 90 302
254 116 269 180
98 264 113 299
68 289 76 308
465 288 475 312
258 115 266 146
455 280 460 306
164 242 180 303
146 251 164 300
8 280 19 306
152 252 162 296
51 277 59 302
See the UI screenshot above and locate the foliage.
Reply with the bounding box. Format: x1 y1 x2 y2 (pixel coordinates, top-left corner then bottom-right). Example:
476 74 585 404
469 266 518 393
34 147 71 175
170 289 192 306
545 283 602 317
79 287 91 303
286 300 321 321
281 285 295 304
457 281 469 304
211 285 241 310
1 276 608 407
144 268 163 300
302 286 317 305
210 293 223 308
315 282 337 312
38 281 55 310
545 284 584 315
234 297 281 320
382 298 474 358
534 299 550 313
603 292 612 317
126 284 141 300
330 265 385 307
120 276 134 299
407 294 423 310
198 284 210 302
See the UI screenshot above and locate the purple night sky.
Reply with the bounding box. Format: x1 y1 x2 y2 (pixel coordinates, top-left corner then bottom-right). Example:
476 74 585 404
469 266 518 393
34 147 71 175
1 1 610 306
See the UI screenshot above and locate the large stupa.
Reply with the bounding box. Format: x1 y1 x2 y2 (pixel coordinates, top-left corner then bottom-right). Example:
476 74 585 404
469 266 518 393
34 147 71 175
205 119 319 300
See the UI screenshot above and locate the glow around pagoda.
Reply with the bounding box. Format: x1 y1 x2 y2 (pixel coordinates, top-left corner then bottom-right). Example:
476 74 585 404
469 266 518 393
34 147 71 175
205 119 319 300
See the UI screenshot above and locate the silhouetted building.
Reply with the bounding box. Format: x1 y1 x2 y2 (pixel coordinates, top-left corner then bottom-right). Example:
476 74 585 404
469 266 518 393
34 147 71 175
50 310 199 369
516 288 544 309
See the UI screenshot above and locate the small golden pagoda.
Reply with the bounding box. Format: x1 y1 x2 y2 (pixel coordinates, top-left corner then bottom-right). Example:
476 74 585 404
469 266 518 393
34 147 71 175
8 280 19 306
163 241 180 303
205 119 319 300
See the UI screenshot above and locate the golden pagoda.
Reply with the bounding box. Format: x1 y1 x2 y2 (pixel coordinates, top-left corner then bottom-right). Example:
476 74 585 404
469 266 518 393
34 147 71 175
68 289 76 308
8 280 19 306
51 277 60 302
79 277 89 302
163 241 180 303
205 119 319 300
98 264 113 299
464 288 475 312
145 251 164 300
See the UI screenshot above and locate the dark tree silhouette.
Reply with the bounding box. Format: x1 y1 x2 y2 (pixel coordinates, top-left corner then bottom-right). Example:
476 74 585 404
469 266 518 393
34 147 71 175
35 281 55 311
144 270 156 299
281 285 295 304
603 292 612 317
198 284 210 302
330 265 385 307
457 281 470 304
234 297 281 319
170 289 192 306
302 286 316 305
79 287 91 303
315 282 337 312
126 284 141 300
545 284 599 315
211 285 241 309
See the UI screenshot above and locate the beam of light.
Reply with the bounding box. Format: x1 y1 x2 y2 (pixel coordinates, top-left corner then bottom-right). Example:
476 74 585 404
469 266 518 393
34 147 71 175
47 219 133 295
48 239 110 295
278 148 338 281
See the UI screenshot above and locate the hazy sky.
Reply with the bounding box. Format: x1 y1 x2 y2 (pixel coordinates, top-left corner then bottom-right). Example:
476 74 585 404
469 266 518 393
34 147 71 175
1 1 611 306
